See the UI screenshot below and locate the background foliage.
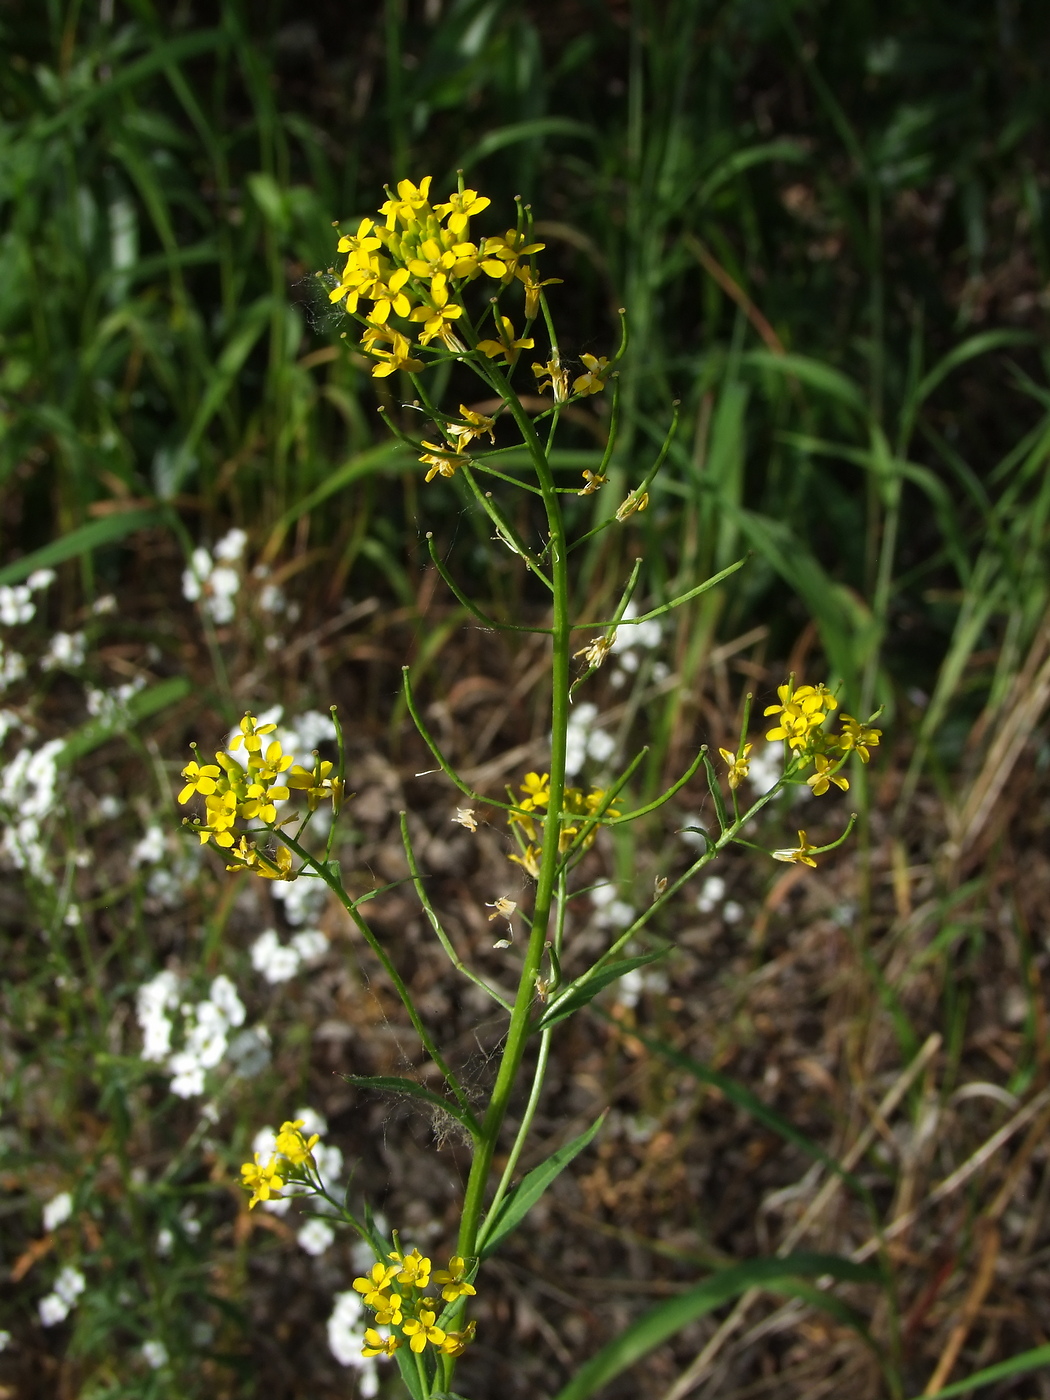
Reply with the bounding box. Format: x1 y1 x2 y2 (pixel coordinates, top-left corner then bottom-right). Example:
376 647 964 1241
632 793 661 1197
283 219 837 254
3 1 1050 1397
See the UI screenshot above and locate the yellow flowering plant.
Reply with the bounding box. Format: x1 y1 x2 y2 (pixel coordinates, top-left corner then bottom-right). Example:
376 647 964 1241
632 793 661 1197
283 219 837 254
173 176 884 1400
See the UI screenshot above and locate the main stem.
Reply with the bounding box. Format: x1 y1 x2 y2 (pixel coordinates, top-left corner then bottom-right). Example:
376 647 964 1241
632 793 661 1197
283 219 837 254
456 386 571 1262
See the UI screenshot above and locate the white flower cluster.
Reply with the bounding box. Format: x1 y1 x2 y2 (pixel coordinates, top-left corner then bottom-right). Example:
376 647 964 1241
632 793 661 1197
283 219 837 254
142 1339 169 1369
182 528 247 624
0 570 54 628
0 737 64 880
85 675 146 726
327 1290 380 1394
610 601 668 688
40 630 87 672
746 741 783 795
565 701 617 779
589 880 636 930
0 640 26 691
38 1264 85 1327
136 972 248 1098
695 873 744 924
43 1190 73 1232
250 926 328 984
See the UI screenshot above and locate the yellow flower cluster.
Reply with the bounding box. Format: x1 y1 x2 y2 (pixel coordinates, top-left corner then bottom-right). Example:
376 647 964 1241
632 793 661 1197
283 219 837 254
352 1247 477 1359
507 770 620 875
239 1119 320 1209
761 680 881 796
177 713 342 877
326 177 613 480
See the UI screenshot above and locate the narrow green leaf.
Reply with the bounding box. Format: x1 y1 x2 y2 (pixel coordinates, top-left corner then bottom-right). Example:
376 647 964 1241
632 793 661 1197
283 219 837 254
344 1075 478 1136
909 1344 1050 1399
478 1112 606 1259
552 1254 879 1400
58 678 192 765
538 949 671 1031
394 1343 426 1400
0 508 169 585
742 350 868 415
454 117 594 170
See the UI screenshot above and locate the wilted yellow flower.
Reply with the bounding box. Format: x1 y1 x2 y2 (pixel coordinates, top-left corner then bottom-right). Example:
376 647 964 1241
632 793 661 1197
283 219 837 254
418 440 470 483
615 490 649 521
517 266 562 318
440 1320 477 1357
486 896 517 923
718 744 752 790
452 807 478 832
532 357 570 402
476 315 534 364
579 469 607 495
575 632 616 669
772 830 819 868
509 844 541 878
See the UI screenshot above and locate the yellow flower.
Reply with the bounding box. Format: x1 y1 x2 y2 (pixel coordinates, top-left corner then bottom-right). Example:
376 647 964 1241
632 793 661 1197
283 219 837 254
373 1292 404 1326
409 273 463 348
476 315 534 364
353 1261 400 1308
274 1119 320 1166
718 743 752 790
367 267 414 323
228 713 278 755
579 469 607 495
516 266 562 318
363 327 424 378
178 759 221 804
362 1328 401 1358
432 1255 477 1303
532 357 570 402
509 844 541 878
806 753 849 796
480 229 545 280
837 714 882 763
252 843 294 880
520 772 550 807
772 830 819 868
615 490 649 521
402 1308 446 1354
439 1320 477 1357
198 790 238 847
573 353 611 396
390 1247 432 1291
287 759 337 810
435 187 491 235
418 440 470 483
240 1154 284 1209
379 175 433 230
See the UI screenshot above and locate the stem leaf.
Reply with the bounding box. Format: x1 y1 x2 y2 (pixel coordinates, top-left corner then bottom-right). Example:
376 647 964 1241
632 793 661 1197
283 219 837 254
343 1075 479 1137
478 1111 606 1259
538 948 670 1032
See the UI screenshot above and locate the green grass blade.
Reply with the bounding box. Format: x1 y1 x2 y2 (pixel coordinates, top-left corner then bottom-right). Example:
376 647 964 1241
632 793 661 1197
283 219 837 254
0 508 170 584
909 1345 1050 1400
478 1112 606 1259
551 1253 880 1400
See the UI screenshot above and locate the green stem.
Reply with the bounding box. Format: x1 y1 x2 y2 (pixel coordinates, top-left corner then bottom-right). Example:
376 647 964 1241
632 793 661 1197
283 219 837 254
456 366 572 1261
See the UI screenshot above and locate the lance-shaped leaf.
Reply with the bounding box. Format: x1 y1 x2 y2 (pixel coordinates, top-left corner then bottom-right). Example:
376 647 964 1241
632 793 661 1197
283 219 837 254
552 1253 880 1400
478 1112 605 1259
538 948 670 1031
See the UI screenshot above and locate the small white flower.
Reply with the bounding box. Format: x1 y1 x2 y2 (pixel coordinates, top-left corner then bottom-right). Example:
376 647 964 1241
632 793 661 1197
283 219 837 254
696 875 725 914
297 1218 335 1256
27 568 56 592
213 527 248 561
585 728 616 763
294 1106 328 1139
156 1226 174 1256
0 584 34 626
142 1339 169 1369
208 974 246 1027
290 928 328 963
723 900 745 924
53 1265 85 1306
42 1191 73 1232
91 593 117 614
38 1293 70 1327
131 825 166 866
167 1051 206 1099
250 928 301 984
0 1329 11 1352
40 630 87 672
